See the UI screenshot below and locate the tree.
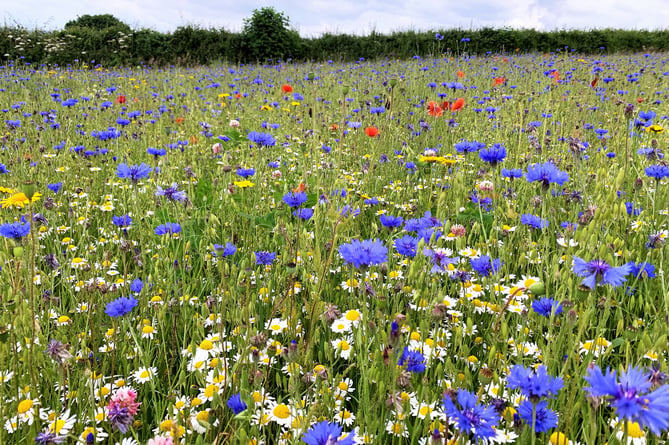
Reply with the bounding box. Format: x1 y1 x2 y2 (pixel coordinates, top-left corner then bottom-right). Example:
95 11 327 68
64 14 131 33
242 7 300 63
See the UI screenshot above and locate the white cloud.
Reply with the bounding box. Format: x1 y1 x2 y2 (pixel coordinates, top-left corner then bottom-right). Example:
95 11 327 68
2 0 668 35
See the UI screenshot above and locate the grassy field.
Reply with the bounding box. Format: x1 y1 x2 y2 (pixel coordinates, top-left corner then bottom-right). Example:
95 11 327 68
0 52 668 445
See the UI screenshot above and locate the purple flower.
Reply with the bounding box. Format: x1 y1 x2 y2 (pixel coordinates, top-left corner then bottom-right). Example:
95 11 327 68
107 404 133 433
572 257 632 289
155 183 187 202
255 251 277 265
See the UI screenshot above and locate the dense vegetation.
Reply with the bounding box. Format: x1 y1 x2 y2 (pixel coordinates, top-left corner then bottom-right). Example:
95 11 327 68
0 10 668 66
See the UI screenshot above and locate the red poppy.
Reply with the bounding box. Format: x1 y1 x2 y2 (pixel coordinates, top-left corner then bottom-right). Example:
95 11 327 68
175 117 185 124
450 98 465 112
637 97 644 103
329 123 339 132
456 71 465 78
115 95 126 104
281 84 293 93
493 77 506 86
549 71 561 82
590 76 598 88
235 93 242 99
427 101 443 117
364 126 379 137
441 101 451 110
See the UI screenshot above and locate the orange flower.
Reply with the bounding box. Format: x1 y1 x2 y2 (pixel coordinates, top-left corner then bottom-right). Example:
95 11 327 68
364 126 379 137
329 123 339 131
590 76 598 88
427 101 443 117
281 84 293 93
235 93 242 99
456 71 465 78
175 117 185 124
450 98 465 112
291 182 307 193
189 135 199 145
493 77 506 86
549 71 561 82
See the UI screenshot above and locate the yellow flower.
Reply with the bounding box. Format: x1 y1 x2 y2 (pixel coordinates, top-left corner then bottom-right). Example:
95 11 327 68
1 192 42 209
418 155 458 165
234 180 254 188
261 104 273 111
646 124 664 134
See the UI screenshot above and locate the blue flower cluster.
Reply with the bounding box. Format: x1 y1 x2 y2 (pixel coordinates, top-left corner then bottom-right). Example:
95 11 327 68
338 239 387 268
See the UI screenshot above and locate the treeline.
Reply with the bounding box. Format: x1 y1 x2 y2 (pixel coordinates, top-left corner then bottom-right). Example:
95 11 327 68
1 12 668 67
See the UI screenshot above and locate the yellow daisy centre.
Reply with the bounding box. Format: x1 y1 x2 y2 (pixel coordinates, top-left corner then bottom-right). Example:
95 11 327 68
17 399 33 414
273 404 291 419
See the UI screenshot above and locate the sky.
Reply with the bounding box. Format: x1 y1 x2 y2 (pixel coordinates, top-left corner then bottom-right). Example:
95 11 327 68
2 0 668 37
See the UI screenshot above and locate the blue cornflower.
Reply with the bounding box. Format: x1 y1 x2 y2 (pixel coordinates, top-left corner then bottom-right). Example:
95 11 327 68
247 131 276 147
302 421 354 445
394 235 419 257
501 168 523 179
470 255 503 276
104 296 138 317
0 220 30 239
255 251 277 266
116 163 152 182
155 183 187 202
455 140 485 153
584 365 669 435
129 278 143 294
525 162 570 188
338 239 387 268
442 390 499 443
112 214 132 228
147 147 166 157
572 257 632 289
521 214 549 230
213 242 237 257
417 227 442 244
226 394 248 414
338 205 360 218
639 110 656 121
398 347 426 373
283 191 308 208
423 248 459 274
379 214 403 228
236 167 256 178
479 143 507 165
34 431 66 445
626 262 656 279
507 365 563 399
293 208 314 220
531 297 563 318
645 164 669 180
47 182 63 193
0 164 9 174
625 202 642 216
516 400 559 433
154 223 181 236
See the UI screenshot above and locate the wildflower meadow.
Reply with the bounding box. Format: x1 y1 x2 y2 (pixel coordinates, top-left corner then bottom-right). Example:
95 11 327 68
0 51 669 445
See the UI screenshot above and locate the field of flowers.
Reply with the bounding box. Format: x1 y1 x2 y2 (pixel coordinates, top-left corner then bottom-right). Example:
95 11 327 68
0 52 668 445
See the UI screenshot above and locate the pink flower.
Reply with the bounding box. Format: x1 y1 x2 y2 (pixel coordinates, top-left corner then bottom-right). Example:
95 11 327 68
211 143 223 154
148 436 174 445
108 387 141 416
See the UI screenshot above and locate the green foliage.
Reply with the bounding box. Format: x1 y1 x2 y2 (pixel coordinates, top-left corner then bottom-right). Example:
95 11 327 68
64 14 131 33
241 7 301 62
2 12 669 66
